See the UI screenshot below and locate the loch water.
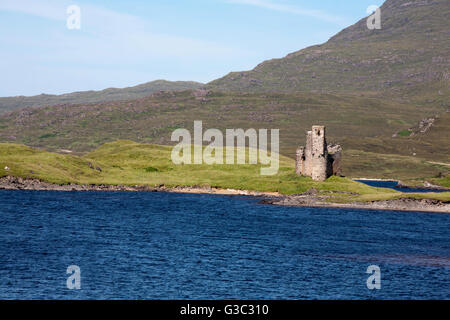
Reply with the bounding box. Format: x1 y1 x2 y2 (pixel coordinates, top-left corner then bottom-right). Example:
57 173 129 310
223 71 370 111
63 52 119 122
355 179 449 193
0 190 449 299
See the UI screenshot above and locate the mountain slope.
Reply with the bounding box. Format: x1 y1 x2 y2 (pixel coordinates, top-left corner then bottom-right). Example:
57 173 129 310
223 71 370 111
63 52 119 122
208 0 449 106
0 80 203 114
0 90 448 180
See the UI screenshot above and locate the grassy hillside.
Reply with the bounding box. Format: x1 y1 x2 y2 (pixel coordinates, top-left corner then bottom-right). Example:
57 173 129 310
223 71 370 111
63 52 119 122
0 90 448 181
208 0 449 106
343 149 449 186
1 141 448 202
0 80 203 114
339 109 450 163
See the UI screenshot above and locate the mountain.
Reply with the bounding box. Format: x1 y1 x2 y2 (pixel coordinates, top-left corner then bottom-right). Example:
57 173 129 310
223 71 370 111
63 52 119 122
0 80 203 114
0 0 448 181
208 0 449 106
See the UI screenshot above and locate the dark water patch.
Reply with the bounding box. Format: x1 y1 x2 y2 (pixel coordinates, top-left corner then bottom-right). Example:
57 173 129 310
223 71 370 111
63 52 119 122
356 180 448 193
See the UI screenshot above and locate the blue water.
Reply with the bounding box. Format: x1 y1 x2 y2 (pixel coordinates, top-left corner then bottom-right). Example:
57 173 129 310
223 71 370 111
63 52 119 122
355 180 449 193
0 190 449 300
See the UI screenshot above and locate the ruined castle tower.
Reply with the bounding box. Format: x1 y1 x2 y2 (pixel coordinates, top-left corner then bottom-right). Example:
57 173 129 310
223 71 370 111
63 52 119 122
311 126 328 181
296 126 342 181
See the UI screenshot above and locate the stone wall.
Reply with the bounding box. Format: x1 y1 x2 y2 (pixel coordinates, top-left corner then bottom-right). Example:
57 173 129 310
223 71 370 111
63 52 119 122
311 126 328 181
327 144 343 177
304 131 313 176
295 147 305 176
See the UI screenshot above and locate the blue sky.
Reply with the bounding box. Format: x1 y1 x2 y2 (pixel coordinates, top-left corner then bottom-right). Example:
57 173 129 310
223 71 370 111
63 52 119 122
0 0 384 96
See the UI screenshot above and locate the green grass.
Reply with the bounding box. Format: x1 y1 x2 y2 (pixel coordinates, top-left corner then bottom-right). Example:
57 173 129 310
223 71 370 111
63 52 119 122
433 176 450 188
1 141 448 203
397 129 412 137
39 133 58 139
342 149 450 181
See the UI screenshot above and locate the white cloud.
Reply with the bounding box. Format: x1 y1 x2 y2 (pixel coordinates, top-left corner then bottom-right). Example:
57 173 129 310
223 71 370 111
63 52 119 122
0 0 248 60
0 0 258 95
226 0 347 25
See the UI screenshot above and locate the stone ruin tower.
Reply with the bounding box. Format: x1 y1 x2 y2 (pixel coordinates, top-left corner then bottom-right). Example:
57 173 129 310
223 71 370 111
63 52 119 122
296 126 342 181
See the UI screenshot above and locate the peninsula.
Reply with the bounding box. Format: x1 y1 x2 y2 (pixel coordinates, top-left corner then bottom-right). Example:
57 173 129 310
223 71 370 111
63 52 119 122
1 140 448 213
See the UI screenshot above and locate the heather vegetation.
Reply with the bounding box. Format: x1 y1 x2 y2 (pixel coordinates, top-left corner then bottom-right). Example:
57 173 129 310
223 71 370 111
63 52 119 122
0 90 448 182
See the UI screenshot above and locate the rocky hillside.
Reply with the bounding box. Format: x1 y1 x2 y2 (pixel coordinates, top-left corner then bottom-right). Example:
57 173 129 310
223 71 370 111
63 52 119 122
208 0 449 105
0 80 203 114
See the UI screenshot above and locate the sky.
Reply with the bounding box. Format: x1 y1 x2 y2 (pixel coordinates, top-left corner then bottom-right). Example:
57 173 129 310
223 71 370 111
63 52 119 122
0 0 384 97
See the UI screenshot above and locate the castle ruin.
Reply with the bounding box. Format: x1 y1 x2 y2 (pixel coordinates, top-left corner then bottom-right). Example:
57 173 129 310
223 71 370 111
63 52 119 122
296 126 342 181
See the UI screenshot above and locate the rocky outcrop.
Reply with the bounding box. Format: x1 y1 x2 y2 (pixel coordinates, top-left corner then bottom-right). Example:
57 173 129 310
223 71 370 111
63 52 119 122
410 117 436 136
192 89 211 101
394 116 438 137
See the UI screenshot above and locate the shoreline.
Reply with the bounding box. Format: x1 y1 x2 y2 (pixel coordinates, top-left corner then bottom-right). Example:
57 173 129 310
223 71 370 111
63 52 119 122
0 176 281 197
1 176 449 213
352 178 450 192
259 196 450 214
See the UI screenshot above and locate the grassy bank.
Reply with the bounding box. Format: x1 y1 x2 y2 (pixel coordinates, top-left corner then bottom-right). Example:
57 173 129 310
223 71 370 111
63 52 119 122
343 149 450 186
1 141 449 203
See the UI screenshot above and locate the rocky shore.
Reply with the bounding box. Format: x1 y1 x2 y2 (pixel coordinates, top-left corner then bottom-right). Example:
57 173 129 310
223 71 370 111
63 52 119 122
1 176 448 213
260 190 450 213
0 176 279 197
0 176 161 192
